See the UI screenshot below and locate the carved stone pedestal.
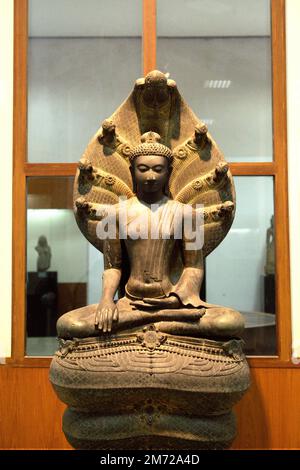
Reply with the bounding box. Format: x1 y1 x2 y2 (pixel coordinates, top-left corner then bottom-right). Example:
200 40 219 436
50 328 250 450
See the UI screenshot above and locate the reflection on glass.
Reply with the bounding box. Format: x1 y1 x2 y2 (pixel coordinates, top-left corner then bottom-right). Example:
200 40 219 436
28 0 142 163
206 176 276 355
157 0 272 162
26 177 103 356
264 214 275 315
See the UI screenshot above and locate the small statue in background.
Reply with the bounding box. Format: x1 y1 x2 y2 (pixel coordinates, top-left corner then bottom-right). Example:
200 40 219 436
35 235 51 272
265 215 275 275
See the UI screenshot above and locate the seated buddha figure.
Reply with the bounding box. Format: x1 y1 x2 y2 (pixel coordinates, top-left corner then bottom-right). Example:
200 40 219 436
57 132 244 340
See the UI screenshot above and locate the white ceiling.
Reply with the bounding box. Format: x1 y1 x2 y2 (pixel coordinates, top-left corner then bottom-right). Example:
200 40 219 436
29 0 271 37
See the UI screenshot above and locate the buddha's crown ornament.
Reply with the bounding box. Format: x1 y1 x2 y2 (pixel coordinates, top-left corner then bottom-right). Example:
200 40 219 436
129 131 173 163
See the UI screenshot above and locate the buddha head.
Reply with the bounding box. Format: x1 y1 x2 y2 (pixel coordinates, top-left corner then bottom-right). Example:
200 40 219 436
129 132 173 200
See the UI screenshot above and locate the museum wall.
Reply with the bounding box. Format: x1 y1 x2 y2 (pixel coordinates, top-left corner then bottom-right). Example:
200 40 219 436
0 0 13 359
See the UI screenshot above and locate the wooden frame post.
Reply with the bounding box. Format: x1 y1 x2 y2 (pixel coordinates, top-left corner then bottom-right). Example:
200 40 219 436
143 0 156 75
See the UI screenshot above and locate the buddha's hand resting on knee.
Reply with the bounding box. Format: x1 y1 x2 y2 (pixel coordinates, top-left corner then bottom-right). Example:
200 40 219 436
130 294 181 310
94 300 118 333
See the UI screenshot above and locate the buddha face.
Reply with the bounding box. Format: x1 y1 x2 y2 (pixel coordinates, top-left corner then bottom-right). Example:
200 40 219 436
133 154 171 195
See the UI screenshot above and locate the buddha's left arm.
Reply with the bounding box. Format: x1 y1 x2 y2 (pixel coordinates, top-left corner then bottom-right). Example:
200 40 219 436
170 206 205 307
170 242 205 308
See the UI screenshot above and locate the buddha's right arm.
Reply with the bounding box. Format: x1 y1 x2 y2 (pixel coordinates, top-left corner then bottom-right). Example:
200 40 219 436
96 268 121 331
101 238 123 302
101 268 122 302
96 236 122 331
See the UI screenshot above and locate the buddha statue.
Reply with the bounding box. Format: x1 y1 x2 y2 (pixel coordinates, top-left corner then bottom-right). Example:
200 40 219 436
57 132 243 340
50 71 250 451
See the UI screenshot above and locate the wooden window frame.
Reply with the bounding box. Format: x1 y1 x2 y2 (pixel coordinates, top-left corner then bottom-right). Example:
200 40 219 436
10 0 293 368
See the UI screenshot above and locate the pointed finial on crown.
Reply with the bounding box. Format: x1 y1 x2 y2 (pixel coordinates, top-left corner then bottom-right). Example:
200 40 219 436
141 131 161 143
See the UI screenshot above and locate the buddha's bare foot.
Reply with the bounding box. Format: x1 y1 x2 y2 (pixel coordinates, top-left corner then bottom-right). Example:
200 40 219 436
57 305 98 339
156 307 244 338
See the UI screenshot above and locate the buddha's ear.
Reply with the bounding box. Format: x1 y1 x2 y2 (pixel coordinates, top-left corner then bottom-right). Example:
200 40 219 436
164 163 172 197
167 162 173 181
129 164 137 193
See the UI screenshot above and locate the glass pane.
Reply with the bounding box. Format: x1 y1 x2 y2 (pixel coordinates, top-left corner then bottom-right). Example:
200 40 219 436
27 0 142 163
157 0 272 163
206 176 276 356
26 177 103 356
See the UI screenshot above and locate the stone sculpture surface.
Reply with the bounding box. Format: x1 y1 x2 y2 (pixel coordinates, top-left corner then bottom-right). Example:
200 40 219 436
50 70 250 450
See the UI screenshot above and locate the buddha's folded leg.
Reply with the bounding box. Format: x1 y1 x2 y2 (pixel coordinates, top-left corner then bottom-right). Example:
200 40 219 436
56 299 244 339
116 308 204 330
155 307 245 338
115 296 204 331
57 304 98 339
55 300 201 338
